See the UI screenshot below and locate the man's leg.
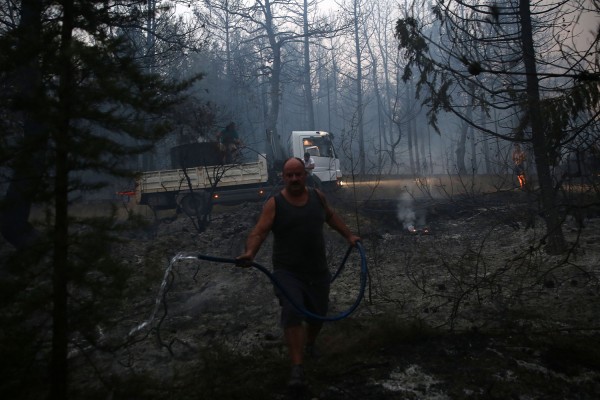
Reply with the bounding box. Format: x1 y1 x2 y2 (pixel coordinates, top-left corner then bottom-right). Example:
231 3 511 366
304 322 323 360
285 322 322 362
275 271 305 366
305 322 322 347
284 324 306 365
284 324 307 389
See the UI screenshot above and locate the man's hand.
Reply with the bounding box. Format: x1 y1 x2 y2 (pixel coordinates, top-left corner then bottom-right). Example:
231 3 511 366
235 254 253 268
348 235 361 247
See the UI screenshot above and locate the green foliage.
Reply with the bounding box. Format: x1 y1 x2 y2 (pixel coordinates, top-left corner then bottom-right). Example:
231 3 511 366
0 238 53 398
396 17 432 92
67 214 133 331
395 18 429 57
541 80 600 164
0 1 205 398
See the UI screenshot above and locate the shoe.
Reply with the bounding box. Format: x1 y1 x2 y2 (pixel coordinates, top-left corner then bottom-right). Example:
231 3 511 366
304 344 322 360
287 364 306 389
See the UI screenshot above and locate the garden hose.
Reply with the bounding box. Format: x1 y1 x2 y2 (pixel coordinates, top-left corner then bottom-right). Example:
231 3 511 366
196 241 368 322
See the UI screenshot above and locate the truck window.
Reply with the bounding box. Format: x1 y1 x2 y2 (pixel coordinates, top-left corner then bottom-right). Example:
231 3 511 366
305 145 320 157
302 136 335 158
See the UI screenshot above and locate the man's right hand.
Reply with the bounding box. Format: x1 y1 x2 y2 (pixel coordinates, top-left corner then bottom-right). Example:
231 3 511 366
235 255 253 268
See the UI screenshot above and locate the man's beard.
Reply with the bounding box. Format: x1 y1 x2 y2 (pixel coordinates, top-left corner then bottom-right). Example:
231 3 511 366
288 182 304 194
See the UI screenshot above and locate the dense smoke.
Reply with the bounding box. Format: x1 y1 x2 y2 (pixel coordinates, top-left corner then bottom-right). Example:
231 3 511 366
396 191 426 230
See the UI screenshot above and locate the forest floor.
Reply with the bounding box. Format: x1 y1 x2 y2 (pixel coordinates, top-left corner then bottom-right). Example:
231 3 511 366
4 176 600 399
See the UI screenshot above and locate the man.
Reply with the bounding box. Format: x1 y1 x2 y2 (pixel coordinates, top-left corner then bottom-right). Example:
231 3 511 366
217 122 242 163
512 143 527 189
303 151 320 189
303 151 315 174
237 157 360 389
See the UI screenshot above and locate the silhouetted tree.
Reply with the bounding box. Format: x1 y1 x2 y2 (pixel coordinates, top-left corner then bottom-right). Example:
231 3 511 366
0 1 200 398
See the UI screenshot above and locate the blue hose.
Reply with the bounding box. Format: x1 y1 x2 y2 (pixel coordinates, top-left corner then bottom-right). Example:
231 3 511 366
196 241 367 322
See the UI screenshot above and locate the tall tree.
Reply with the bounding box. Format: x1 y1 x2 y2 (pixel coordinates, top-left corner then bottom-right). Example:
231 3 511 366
0 0 45 249
302 0 316 129
0 1 199 398
351 0 366 174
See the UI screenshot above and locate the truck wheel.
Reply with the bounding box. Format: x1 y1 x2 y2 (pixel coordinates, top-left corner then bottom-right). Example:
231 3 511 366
179 193 210 216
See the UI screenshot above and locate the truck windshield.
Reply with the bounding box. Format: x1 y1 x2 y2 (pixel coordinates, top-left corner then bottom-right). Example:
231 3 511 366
302 136 335 158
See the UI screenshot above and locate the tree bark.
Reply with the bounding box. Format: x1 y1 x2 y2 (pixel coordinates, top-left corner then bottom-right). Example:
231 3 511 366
0 0 45 249
353 0 365 174
413 114 421 175
519 0 566 254
302 0 315 129
263 0 286 162
456 122 468 174
49 1 76 398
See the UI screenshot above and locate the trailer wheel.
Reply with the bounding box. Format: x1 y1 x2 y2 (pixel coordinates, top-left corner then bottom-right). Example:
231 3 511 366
179 193 210 217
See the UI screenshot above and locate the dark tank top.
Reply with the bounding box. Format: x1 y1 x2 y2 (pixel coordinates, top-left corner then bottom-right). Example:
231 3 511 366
272 188 328 278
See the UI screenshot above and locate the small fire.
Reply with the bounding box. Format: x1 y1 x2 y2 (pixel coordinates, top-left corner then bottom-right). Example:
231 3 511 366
407 225 430 235
397 191 429 235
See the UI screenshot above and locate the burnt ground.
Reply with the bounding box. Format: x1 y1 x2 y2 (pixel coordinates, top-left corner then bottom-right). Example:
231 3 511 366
3 182 600 399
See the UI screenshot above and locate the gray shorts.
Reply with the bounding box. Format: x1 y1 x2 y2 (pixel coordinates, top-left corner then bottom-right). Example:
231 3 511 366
272 269 330 327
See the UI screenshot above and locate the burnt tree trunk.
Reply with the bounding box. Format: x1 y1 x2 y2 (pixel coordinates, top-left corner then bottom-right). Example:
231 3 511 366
0 0 45 249
353 1 366 175
302 0 315 129
519 0 566 254
49 0 76 398
456 122 468 174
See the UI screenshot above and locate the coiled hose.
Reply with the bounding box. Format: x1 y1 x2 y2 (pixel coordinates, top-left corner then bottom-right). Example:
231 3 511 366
196 241 367 322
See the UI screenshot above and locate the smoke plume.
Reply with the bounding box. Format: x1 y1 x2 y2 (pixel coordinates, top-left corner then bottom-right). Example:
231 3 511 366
396 191 425 230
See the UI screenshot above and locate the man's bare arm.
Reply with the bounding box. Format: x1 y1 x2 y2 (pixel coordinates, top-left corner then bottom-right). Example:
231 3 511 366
316 189 361 246
237 197 276 264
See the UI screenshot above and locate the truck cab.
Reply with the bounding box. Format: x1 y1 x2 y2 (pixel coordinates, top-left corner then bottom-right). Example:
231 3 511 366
290 131 342 188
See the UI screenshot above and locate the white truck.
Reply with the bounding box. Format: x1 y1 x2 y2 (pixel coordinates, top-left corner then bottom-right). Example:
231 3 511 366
133 131 342 216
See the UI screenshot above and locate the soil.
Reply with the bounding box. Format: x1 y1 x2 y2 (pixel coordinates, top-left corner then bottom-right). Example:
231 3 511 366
7 180 600 399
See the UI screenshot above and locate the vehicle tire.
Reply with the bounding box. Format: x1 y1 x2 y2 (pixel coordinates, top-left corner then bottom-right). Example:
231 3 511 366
179 192 210 216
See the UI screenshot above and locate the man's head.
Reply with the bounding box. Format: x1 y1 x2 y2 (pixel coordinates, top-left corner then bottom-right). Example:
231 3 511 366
304 152 310 160
282 157 307 195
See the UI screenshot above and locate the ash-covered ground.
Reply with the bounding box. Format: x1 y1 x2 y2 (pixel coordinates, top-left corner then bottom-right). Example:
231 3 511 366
71 182 600 399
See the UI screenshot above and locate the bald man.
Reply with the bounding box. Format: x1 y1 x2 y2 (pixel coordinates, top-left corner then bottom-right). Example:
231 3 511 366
237 157 360 389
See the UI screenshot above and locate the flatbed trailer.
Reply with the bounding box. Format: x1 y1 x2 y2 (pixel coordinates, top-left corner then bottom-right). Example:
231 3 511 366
135 155 273 215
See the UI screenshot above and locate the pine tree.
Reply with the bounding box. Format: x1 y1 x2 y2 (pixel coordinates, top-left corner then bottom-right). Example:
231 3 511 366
0 1 200 398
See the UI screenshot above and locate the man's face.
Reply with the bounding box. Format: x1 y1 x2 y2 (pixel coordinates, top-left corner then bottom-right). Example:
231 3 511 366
283 159 306 195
